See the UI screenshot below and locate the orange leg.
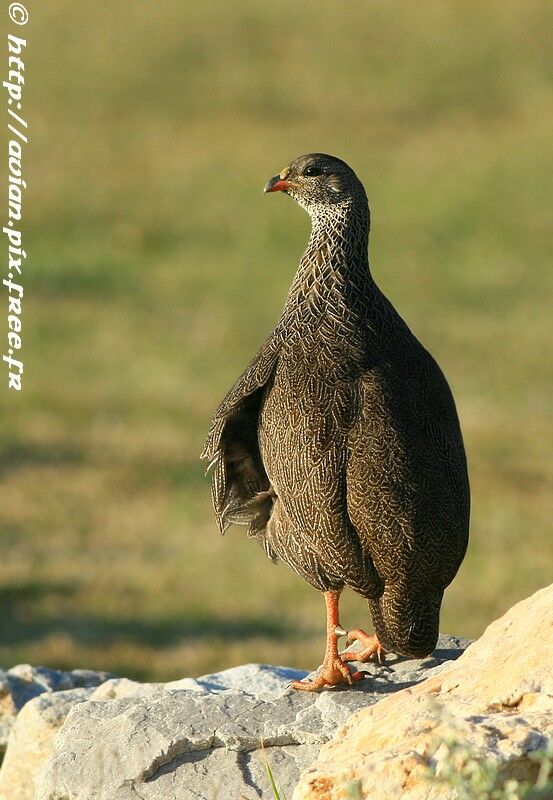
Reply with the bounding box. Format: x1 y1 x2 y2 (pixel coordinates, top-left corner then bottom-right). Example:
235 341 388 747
341 629 387 664
292 591 365 692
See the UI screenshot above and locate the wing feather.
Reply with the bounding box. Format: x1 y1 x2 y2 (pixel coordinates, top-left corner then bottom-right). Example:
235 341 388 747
201 331 281 535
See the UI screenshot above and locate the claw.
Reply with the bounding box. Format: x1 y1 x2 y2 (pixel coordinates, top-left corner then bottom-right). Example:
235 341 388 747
334 626 348 637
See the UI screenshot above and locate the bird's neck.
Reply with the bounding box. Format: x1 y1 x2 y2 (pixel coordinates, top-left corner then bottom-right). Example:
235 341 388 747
285 199 375 316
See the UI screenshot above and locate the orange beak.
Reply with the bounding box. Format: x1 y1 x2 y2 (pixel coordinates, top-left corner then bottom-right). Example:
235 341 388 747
264 175 298 193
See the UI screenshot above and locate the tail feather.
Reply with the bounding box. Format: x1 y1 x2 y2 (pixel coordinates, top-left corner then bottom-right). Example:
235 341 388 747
369 582 443 658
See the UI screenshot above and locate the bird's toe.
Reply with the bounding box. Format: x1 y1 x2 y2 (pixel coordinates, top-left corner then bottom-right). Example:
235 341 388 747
292 656 366 692
342 629 387 664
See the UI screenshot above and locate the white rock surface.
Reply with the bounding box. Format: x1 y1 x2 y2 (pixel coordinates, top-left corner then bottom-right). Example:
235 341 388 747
27 636 467 800
0 665 112 751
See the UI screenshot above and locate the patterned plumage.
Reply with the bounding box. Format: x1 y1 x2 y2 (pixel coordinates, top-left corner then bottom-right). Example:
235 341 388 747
202 153 470 688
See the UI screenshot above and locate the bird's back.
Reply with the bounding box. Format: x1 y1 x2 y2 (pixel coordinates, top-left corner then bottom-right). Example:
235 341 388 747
345 290 470 589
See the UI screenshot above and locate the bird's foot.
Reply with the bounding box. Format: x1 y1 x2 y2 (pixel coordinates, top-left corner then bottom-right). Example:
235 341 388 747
341 630 387 664
292 655 365 692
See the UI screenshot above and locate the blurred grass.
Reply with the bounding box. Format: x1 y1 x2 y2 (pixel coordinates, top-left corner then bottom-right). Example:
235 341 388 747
0 0 551 680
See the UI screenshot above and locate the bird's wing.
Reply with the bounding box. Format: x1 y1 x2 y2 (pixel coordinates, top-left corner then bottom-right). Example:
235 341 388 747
201 330 281 533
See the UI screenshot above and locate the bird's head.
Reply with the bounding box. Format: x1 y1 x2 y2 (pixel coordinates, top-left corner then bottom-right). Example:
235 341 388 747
263 153 367 216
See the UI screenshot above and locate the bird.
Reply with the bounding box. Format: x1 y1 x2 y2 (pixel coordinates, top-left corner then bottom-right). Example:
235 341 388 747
201 153 470 691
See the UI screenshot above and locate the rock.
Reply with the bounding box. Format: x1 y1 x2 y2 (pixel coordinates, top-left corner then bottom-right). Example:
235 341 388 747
293 584 553 800
30 636 467 800
0 688 95 800
0 665 112 753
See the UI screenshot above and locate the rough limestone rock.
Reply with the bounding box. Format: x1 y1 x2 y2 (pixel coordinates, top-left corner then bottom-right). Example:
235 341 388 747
0 665 112 752
29 636 467 800
294 584 553 800
0 688 95 800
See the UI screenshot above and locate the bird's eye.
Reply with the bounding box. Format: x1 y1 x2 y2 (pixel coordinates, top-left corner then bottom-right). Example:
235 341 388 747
303 165 324 177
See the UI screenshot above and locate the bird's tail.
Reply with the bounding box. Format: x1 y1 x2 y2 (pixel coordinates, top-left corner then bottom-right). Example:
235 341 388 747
369 582 443 658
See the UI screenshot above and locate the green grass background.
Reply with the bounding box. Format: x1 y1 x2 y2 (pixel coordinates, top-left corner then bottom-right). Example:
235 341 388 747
0 0 551 680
